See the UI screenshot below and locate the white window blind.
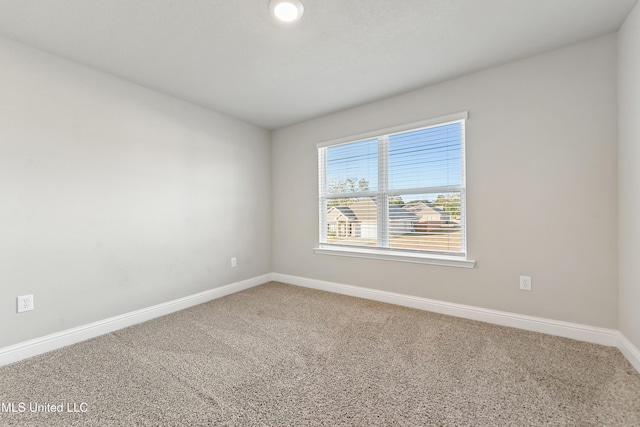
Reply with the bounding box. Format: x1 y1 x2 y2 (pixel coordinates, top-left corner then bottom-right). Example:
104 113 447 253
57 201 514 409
318 112 467 258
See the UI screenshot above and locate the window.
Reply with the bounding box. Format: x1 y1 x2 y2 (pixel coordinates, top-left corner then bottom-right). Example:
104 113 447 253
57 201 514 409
316 112 473 268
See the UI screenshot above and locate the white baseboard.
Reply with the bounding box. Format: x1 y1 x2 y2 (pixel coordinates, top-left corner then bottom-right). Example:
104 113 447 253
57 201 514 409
0 274 271 367
617 333 640 373
271 273 619 347
4 272 639 375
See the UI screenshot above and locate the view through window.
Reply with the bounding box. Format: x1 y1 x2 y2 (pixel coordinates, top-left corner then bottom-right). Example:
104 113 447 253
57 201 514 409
318 113 467 257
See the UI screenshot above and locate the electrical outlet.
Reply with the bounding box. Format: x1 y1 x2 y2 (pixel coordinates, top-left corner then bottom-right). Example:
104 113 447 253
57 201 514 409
519 276 532 291
17 294 34 313
231 257 237 267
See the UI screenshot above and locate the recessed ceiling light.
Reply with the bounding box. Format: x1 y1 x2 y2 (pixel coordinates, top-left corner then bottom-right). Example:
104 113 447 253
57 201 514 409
269 0 304 23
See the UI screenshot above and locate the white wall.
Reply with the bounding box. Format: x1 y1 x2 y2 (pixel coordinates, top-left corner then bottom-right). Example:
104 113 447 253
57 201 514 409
272 35 618 329
619 2 640 351
0 36 272 348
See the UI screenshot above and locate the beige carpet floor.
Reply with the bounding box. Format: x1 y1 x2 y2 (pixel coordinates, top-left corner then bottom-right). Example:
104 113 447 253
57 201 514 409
1 281 639 426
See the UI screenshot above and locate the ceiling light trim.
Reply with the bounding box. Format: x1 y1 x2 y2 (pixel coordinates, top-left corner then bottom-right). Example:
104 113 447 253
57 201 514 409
269 0 304 23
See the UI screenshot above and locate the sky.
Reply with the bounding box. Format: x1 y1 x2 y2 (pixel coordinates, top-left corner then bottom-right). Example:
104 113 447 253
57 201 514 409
325 121 463 203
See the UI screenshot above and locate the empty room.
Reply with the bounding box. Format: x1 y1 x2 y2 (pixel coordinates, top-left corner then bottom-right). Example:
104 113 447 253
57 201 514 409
1 0 640 425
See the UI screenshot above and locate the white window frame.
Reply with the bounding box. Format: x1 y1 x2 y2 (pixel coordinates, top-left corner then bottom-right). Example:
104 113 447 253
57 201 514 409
315 111 475 268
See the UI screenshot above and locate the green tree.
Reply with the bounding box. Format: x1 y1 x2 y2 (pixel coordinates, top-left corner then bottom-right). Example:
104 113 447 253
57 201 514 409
328 177 369 194
327 177 370 207
433 193 461 216
388 195 405 205
433 194 446 208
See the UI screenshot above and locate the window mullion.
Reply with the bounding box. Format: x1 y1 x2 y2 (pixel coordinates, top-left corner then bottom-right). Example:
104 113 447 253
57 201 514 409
460 188 467 254
318 147 328 244
326 190 378 199
386 185 463 196
378 135 389 248
460 120 467 256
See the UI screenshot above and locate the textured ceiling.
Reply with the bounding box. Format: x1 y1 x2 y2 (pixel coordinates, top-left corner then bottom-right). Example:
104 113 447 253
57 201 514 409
0 0 637 129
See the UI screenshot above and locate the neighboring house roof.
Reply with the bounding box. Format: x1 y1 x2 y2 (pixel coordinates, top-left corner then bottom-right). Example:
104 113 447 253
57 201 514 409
348 198 377 224
405 202 450 219
405 201 446 213
336 206 357 220
333 197 419 223
327 206 358 221
389 204 419 222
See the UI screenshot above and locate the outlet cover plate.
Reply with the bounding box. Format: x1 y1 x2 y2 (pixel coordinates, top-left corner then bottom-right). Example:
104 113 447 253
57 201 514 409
17 294 34 313
519 276 532 291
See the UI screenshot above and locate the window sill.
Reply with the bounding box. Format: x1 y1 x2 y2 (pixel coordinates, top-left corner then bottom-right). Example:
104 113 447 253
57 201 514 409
313 246 475 268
